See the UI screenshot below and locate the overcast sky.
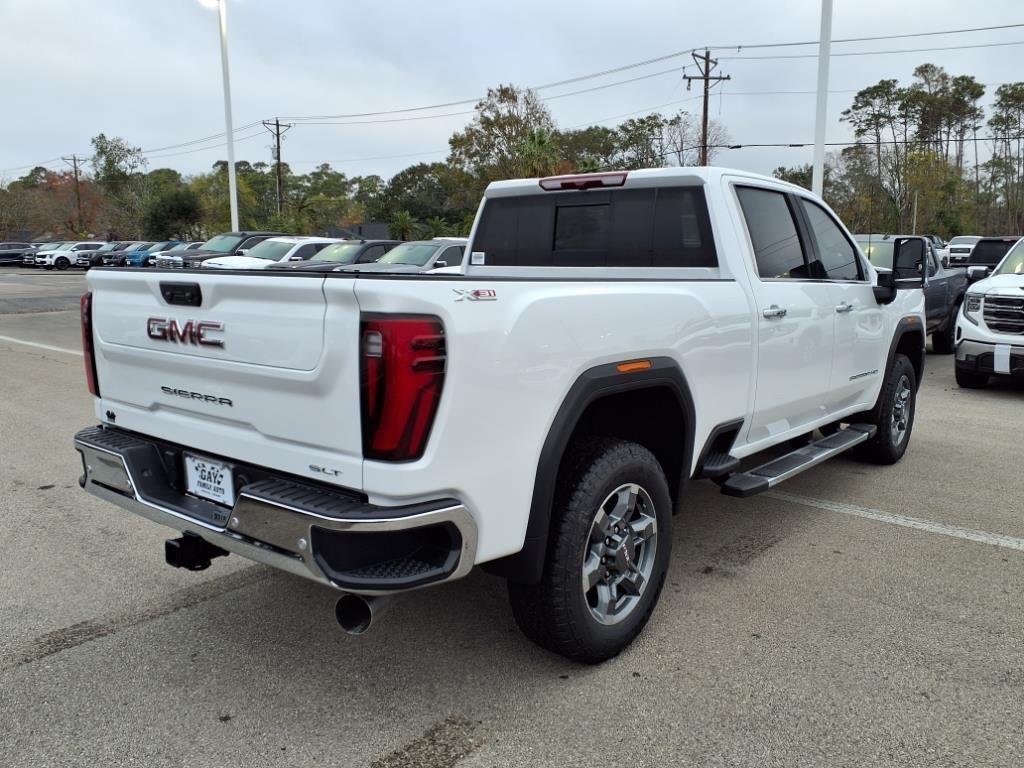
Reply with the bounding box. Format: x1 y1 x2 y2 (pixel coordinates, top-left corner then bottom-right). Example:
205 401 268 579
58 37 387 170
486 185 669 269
1 0 1021 183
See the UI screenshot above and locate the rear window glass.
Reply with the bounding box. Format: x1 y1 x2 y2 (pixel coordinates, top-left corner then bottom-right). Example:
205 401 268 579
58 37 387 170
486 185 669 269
472 187 717 268
970 240 1016 266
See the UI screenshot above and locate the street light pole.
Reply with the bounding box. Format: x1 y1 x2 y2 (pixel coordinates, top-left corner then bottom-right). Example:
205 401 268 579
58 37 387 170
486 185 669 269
811 0 833 198
207 0 239 231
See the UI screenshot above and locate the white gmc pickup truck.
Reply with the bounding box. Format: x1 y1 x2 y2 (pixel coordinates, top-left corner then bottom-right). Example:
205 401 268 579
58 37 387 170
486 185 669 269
74 168 926 663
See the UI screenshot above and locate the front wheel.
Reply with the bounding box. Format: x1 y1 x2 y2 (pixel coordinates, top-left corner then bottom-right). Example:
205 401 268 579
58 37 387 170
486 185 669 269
854 353 917 465
55 257 70 271
507 437 672 664
43 264 54 270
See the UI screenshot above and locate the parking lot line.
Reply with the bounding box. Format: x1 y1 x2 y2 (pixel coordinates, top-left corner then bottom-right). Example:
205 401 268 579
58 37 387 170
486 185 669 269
768 490 1024 552
0 334 83 357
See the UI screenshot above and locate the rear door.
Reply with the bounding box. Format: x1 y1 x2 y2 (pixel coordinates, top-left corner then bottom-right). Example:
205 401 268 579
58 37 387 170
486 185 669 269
735 186 835 444
89 269 366 488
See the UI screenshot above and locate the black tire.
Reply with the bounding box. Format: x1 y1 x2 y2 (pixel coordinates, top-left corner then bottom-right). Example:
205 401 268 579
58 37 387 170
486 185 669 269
955 366 988 389
507 437 672 664
931 308 957 355
853 353 917 465
55 257 70 271
43 264 53 271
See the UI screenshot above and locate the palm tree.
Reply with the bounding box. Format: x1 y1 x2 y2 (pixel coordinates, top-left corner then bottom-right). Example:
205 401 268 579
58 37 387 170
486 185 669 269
423 216 449 238
390 210 419 240
520 128 560 177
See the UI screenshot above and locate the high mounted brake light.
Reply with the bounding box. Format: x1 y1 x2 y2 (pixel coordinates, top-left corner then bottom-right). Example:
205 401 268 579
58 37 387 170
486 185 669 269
538 172 628 191
360 314 446 461
80 292 100 397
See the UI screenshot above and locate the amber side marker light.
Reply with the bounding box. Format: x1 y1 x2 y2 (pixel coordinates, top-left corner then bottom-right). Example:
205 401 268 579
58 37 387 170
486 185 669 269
616 360 652 373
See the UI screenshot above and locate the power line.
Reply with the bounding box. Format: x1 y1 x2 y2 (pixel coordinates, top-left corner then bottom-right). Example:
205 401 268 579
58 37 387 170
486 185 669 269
5 21 1023 174
137 120 264 155
704 21 1024 50
276 22 1024 121
719 38 1024 61
142 130 267 161
713 134 1019 150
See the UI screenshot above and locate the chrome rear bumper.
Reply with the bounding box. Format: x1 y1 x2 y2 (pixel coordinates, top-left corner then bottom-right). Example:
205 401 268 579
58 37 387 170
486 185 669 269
74 426 477 595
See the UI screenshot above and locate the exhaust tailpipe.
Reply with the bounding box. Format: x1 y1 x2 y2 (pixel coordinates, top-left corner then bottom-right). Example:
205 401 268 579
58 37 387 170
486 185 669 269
335 594 393 635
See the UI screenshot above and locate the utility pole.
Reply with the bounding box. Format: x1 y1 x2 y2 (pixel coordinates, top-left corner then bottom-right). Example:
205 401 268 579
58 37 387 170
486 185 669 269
263 118 293 216
684 50 730 166
811 0 834 197
62 155 84 234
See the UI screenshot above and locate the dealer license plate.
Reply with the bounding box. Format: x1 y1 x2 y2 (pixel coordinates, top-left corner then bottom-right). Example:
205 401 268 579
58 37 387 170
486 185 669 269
184 454 236 507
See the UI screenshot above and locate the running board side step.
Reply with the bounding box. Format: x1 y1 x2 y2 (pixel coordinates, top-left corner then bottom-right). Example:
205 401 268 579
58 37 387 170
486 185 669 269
720 424 877 498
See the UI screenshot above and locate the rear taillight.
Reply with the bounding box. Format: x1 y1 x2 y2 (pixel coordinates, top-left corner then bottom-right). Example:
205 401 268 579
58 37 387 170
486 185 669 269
360 314 446 461
80 292 100 397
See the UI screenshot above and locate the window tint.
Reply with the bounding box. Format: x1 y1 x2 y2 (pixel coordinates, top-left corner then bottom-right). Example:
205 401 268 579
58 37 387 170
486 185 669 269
440 245 464 263
472 187 717 268
291 244 317 260
736 187 808 279
800 200 863 281
360 245 387 263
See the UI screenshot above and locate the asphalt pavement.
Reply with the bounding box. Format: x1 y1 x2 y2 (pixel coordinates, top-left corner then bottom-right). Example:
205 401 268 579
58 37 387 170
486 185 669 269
1 269 1021 768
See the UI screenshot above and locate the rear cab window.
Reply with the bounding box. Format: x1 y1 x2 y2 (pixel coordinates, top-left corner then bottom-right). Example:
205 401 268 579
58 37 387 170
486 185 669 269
736 185 865 282
735 187 809 279
471 186 718 270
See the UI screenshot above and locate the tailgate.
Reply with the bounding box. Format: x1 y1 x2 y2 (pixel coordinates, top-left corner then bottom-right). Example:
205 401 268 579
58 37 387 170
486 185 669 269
87 269 365 489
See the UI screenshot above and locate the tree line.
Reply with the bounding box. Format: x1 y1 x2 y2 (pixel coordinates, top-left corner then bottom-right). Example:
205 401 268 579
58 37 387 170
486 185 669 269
0 85 728 241
774 64 1024 237
3 65 1021 242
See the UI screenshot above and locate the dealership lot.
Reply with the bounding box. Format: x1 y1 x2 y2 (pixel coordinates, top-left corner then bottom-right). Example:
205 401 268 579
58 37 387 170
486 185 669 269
1 272 1022 767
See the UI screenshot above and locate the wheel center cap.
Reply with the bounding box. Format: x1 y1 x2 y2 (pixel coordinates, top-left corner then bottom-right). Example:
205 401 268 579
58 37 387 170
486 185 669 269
610 534 637 573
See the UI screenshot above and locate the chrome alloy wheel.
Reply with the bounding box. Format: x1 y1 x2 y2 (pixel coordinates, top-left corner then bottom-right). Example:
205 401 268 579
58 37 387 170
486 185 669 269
891 374 912 446
582 483 658 626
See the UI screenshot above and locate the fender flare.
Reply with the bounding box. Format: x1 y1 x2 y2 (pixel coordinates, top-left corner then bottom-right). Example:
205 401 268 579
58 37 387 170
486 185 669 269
886 315 926 385
484 356 696 584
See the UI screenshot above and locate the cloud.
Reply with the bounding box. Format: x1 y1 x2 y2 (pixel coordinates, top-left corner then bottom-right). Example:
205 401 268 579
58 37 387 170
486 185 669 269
2 0 1022 182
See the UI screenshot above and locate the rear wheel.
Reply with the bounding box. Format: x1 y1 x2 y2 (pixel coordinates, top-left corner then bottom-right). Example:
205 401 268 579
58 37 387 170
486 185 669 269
508 437 672 664
43 264 53 270
853 353 916 465
955 366 989 389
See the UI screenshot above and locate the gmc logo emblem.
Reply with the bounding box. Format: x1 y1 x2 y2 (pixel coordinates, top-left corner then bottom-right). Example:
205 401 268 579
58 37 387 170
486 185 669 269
147 317 224 347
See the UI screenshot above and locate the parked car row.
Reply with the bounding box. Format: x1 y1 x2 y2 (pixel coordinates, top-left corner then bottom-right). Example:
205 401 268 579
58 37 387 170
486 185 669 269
147 231 468 273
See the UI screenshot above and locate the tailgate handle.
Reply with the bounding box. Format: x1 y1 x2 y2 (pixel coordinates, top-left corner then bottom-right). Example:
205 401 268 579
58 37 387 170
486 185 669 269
160 282 203 307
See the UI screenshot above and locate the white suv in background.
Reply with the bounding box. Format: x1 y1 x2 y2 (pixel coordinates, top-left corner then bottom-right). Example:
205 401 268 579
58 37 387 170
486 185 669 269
35 241 107 270
201 236 344 269
955 237 1024 388
947 235 982 266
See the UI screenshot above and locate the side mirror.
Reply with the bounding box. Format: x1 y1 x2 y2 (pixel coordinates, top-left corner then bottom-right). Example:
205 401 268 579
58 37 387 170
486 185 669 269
289 255 304 261
892 237 926 288
433 260 447 269
967 265 990 283
873 270 897 305
941 255 950 269
236 248 248 256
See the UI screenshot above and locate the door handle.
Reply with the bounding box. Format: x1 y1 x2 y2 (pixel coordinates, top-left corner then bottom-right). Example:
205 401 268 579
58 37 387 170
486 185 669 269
762 305 787 319
836 301 856 313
